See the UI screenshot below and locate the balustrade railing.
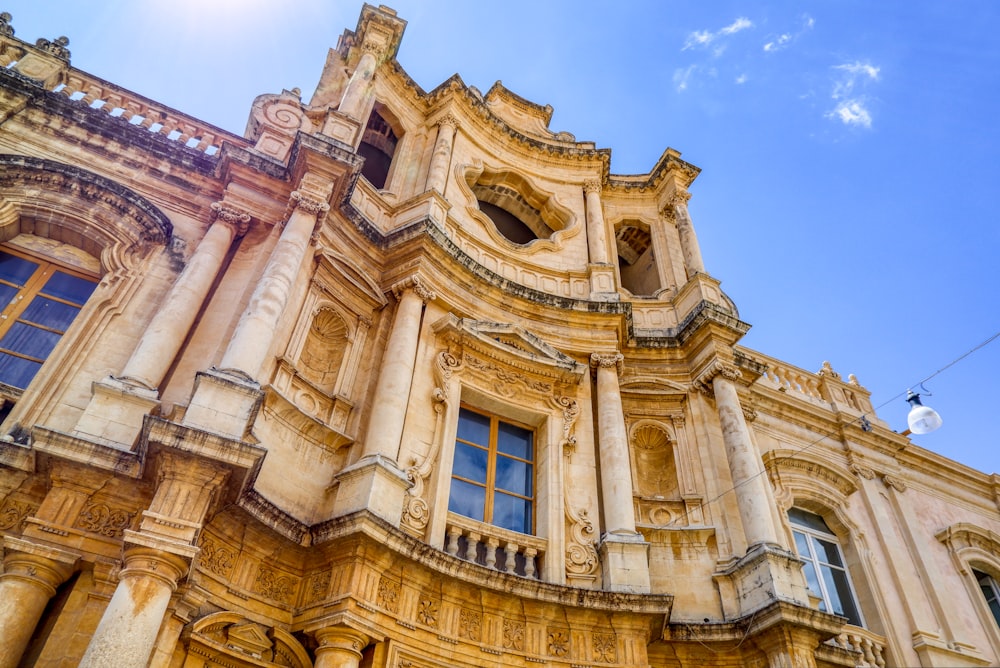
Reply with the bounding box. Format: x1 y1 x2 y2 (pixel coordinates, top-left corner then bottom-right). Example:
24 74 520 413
1 31 247 156
445 513 545 580
821 626 887 668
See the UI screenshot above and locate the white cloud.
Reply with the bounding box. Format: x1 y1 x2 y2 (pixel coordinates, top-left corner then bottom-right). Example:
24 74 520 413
834 61 880 81
735 73 748 84
763 34 791 52
674 65 697 92
721 17 753 35
827 100 873 128
826 61 880 128
763 15 814 53
683 17 754 51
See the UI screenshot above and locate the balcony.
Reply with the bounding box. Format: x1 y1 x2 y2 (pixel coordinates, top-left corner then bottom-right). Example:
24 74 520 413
444 512 546 580
818 625 887 668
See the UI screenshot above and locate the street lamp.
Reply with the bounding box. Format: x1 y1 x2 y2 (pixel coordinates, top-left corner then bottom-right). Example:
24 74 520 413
905 390 942 435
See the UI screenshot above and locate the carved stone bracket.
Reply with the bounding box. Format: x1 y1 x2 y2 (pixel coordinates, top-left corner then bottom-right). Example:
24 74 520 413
553 395 580 456
849 463 876 480
209 201 252 238
881 473 907 493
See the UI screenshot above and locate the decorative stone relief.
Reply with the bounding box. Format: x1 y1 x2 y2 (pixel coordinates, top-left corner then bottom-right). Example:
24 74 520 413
553 395 580 455
74 502 135 538
307 569 332 604
0 498 35 531
502 619 525 651
458 608 481 642
882 474 907 493
402 350 463 537
547 628 569 657
416 597 439 627
254 565 295 604
564 501 599 579
377 575 401 613
465 353 552 396
593 632 617 663
849 463 876 480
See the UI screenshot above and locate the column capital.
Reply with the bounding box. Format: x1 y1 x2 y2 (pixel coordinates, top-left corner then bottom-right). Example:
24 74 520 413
314 624 370 662
693 360 742 394
669 189 692 207
120 545 189 591
436 112 459 130
289 189 331 218
391 274 436 303
209 201 251 237
1 538 78 595
590 352 624 376
583 179 603 194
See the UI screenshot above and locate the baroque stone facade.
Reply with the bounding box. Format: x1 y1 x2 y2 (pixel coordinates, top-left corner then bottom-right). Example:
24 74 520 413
0 6 998 668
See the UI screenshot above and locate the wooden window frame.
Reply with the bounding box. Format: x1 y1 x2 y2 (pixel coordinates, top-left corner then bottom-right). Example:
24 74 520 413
0 244 99 391
449 404 536 535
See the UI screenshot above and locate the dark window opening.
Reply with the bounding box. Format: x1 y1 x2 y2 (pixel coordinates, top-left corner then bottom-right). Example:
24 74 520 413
358 110 398 189
478 201 537 245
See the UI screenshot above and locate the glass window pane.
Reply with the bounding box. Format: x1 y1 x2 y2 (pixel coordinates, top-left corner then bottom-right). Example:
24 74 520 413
457 408 490 445
20 297 81 331
0 284 18 309
788 507 834 534
40 271 97 305
793 530 810 557
452 442 488 483
0 322 60 359
823 566 863 626
493 491 531 534
813 537 845 567
448 478 485 522
497 421 532 459
0 253 38 286
495 455 532 497
0 352 42 389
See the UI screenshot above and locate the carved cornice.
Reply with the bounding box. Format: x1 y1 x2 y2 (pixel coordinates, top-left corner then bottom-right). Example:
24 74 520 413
209 201 251 237
590 352 624 376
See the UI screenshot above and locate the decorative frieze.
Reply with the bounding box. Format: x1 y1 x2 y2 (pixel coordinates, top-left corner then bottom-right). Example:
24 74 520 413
459 608 482 642
253 565 295 604
502 619 525 651
416 596 439 627
199 537 236 578
593 632 617 663
0 498 35 532
377 575 401 613
74 502 135 538
547 628 570 657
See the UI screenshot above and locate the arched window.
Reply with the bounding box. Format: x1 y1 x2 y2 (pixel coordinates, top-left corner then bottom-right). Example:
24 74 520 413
358 108 399 190
616 221 661 296
788 507 865 627
0 243 98 392
975 569 1000 628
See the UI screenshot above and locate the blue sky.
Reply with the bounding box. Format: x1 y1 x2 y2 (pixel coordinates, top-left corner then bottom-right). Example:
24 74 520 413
6 2 999 475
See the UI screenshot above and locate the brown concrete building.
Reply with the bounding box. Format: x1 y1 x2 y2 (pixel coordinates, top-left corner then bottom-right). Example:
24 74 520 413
0 5 998 667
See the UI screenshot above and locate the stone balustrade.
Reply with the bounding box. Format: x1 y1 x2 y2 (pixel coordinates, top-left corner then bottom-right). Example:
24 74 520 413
821 626 887 668
444 513 545 580
754 353 824 401
1 31 246 156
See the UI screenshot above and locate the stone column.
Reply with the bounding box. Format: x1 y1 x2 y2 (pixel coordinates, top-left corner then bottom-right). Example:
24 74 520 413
591 353 650 593
670 191 705 277
339 46 377 122
425 114 458 194
360 275 435 461
334 275 434 525
79 547 188 668
707 363 779 547
0 541 77 668
313 625 370 668
120 202 249 390
217 180 330 381
591 353 635 535
583 180 609 265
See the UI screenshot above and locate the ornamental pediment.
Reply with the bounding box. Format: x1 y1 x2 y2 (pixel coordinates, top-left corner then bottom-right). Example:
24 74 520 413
432 314 586 385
